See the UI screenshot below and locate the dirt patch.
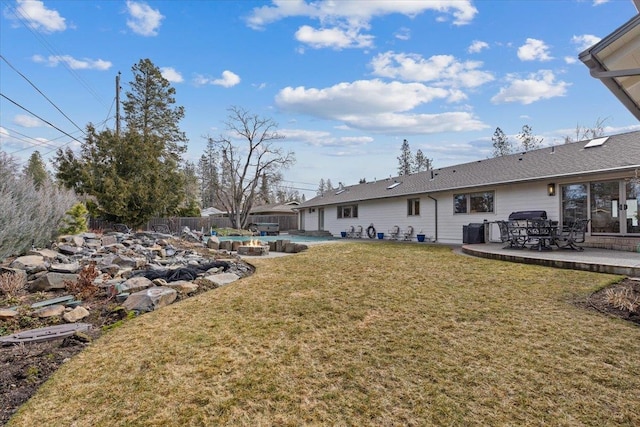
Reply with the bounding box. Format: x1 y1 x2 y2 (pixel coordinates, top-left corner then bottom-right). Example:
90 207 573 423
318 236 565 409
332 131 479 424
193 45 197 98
1 276 638 425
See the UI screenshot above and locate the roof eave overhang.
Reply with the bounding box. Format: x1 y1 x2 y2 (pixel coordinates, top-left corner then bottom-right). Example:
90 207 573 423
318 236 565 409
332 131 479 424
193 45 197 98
579 14 640 121
300 164 640 208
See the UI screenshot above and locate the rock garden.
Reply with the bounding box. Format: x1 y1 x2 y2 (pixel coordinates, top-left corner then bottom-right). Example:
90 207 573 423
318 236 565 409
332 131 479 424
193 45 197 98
0 228 307 424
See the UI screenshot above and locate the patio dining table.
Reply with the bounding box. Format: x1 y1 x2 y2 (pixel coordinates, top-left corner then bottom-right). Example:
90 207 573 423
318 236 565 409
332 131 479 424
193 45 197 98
524 219 559 251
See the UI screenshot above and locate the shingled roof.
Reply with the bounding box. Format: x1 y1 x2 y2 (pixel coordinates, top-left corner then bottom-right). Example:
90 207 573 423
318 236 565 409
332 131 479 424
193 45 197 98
299 130 640 208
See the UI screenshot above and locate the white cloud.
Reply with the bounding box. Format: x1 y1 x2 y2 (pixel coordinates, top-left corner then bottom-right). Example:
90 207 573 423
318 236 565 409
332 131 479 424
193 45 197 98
564 56 577 64
126 1 164 36
395 27 410 41
214 71 241 87
160 67 183 83
295 25 373 49
248 0 478 28
32 54 112 70
571 34 601 52
11 0 66 33
593 0 609 5
194 71 241 88
281 128 374 147
468 40 489 54
491 70 569 105
13 115 42 128
517 38 552 61
0 127 9 142
370 51 494 89
275 79 488 134
246 1 477 50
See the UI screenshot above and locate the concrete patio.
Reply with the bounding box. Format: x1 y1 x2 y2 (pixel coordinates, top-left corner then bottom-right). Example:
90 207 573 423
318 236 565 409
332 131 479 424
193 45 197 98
462 242 640 277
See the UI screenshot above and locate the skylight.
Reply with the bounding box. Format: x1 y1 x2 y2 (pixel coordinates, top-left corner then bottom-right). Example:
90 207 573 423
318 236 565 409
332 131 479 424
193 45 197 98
584 137 609 148
387 182 401 189
335 189 346 195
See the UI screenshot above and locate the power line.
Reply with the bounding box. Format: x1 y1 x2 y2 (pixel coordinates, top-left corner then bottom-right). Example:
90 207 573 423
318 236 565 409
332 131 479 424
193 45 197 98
281 179 318 186
5 1 108 108
1 92 84 145
1 55 86 135
3 127 61 150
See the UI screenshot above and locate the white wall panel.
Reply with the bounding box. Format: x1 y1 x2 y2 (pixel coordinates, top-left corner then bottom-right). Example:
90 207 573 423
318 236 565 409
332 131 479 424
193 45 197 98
303 181 576 243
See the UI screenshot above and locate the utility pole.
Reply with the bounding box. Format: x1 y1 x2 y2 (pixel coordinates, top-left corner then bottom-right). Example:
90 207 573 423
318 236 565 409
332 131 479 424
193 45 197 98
115 71 121 137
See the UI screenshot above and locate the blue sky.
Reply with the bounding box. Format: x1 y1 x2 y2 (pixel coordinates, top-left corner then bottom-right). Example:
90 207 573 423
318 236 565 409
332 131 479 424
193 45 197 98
1 0 639 199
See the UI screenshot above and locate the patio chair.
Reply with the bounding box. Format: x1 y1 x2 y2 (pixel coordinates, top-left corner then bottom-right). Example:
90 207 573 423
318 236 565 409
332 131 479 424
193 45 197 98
346 225 356 238
388 225 400 240
496 220 515 248
504 220 528 248
353 225 363 239
555 218 590 251
402 225 414 241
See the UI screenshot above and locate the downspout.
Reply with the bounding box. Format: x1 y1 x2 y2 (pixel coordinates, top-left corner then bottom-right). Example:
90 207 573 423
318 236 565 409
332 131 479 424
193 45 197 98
428 195 438 242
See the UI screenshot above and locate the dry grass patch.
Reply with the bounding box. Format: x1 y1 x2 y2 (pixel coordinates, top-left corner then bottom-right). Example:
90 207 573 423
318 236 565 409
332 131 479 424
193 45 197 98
9 243 640 426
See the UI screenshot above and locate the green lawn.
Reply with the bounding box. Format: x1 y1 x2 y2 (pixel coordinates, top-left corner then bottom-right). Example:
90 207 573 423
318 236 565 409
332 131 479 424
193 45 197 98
9 242 640 426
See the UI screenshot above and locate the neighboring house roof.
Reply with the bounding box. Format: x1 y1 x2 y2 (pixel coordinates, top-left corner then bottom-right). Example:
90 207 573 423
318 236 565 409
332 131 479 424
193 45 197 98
250 201 300 214
299 131 640 208
201 207 225 216
579 13 640 121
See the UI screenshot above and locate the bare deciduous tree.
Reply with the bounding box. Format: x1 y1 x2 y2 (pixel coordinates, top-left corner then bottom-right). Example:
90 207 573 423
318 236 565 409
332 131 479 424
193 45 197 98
517 125 543 151
209 106 295 229
492 127 512 157
563 117 608 143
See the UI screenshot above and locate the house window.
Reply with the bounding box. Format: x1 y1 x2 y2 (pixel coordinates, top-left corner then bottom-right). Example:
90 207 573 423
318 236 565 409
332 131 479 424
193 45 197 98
337 204 358 219
308 208 316 213
454 191 494 214
408 198 420 216
561 184 587 228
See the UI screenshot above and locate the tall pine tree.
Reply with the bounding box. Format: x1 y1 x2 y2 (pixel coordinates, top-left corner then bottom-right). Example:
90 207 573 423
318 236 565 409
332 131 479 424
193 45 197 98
54 59 188 227
23 151 48 189
397 139 413 175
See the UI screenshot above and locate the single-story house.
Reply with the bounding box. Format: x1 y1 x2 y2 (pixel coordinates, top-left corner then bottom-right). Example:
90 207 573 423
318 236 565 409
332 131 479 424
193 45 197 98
201 206 225 217
250 201 300 216
296 130 640 251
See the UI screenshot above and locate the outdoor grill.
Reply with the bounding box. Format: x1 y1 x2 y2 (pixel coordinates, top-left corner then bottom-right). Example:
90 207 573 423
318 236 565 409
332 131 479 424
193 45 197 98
508 210 548 221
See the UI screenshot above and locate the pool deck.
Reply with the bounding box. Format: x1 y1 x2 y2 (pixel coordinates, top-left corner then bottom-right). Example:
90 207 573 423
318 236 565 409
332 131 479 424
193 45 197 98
461 242 640 277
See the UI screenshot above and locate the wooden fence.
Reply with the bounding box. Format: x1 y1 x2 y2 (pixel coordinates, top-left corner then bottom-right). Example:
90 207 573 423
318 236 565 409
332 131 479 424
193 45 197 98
89 214 299 234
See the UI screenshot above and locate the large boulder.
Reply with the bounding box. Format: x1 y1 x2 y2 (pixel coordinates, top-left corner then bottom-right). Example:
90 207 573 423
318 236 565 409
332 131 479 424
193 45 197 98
122 287 178 313
203 272 240 287
29 272 79 292
63 306 91 323
118 276 153 293
10 255 47 274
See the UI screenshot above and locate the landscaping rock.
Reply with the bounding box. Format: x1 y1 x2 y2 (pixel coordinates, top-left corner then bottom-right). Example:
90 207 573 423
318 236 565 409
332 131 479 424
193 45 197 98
49 262 81 274
29 273 79 292
164 280 199 294
0 309 18 320
34 304 66 318
119 276 153 293
204 272 240 287
122 287 178 312
10 255 47 273
206 236 220 249
62 306 90 323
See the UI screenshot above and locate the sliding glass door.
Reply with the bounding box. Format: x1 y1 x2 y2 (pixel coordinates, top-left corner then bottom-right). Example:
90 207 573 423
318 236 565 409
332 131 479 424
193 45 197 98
590 180 640 235
626 179 640 234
